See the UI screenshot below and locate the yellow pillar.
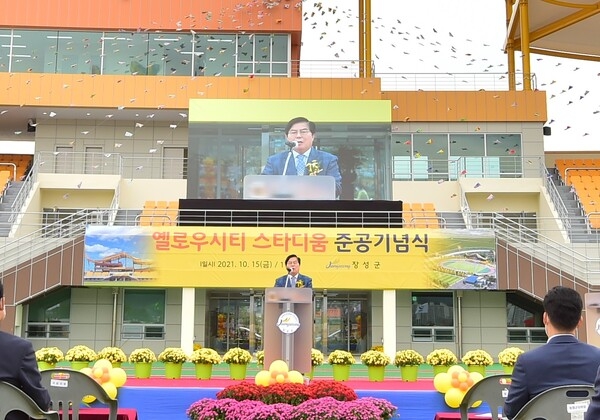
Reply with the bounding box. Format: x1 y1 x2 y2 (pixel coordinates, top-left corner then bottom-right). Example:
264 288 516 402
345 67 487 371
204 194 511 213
505 0 516 90
519 0 532 90
358 0 365 78
365 0 372 78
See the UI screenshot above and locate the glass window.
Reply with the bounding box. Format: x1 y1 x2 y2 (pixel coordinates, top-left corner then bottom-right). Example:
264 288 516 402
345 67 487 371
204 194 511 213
123 289 165 324
506 292 546 343
102 32 149 75
27 288 70 338
412 292 454 342
148 33 192 76
0 29 11 73
55 31 103 74
11 30 57 74
193 34 236 77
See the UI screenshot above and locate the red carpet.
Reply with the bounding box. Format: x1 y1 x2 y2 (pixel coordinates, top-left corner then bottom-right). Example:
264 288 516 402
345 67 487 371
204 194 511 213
125 377 435 390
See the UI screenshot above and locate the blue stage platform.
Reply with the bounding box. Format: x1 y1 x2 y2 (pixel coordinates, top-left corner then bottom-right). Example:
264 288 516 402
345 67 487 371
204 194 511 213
117 386 489 420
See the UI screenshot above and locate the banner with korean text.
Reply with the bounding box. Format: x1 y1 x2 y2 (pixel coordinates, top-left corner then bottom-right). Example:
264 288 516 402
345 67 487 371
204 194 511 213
83 225 495 290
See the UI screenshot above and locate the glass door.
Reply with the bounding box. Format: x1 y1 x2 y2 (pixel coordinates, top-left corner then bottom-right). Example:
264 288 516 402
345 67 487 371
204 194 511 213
314 292 368 354
207 291 263 353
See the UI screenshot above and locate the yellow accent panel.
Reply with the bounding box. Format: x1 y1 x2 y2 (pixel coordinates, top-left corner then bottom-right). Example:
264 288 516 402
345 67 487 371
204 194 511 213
382 90 547 122
189 99 391 123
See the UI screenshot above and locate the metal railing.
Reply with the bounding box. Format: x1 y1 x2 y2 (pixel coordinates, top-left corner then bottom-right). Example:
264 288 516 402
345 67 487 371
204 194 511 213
378 72 536 91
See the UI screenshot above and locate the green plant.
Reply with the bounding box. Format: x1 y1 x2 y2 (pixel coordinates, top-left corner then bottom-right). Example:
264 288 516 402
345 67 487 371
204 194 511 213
426 348 458 366
35 347 64 364
360 350 391 367
461 349 494 366
394 349 424 367
498 347 525 366
128 348 157 363
65 345 97 362
189 348 221 365
311 348 324 366
96 346 127 364
158 347 188 364
327 349 355 365
222 347 252 365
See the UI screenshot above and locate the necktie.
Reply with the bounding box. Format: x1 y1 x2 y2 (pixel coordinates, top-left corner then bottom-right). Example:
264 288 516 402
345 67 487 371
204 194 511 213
296 154 306 175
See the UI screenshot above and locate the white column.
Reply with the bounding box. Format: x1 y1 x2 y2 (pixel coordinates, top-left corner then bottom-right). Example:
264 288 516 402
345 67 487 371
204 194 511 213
382 290 397 361
181 288 195 353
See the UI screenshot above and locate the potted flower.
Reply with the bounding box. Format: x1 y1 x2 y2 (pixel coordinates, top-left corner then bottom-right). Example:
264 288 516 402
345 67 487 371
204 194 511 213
65 345 97 370
461 349 494 375
394 349 424 382
96 346 127 367
327 350 355 381
189 348 221 380
360 350 391 382
498 347 524 374
256 350 264 368
426 348 458 375
222 347 252 380
309 348 324 379
35 347 64 370
128 348 157 378
158 347 189 379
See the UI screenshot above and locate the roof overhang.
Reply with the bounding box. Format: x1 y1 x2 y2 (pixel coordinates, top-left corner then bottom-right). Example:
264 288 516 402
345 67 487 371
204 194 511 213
506 0 600 61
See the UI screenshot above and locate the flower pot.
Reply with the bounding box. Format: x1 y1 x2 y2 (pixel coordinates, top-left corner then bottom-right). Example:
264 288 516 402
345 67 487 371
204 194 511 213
111 362 122 368
164 362 183 379
332 364 351 381
229 363 247 380
195 363 213 380
37 362 55 371
70 361 90 371
367 365 385 382
134 362 153 379
467 365 486 376
432 365 448 376
400 365 419 382
502 365 514 375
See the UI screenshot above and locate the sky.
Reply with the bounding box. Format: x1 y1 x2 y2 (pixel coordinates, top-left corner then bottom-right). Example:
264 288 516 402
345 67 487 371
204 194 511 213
300 0 599 152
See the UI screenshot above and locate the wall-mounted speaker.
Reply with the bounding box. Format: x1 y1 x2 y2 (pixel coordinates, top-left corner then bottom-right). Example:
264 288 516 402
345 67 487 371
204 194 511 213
543 126 551 136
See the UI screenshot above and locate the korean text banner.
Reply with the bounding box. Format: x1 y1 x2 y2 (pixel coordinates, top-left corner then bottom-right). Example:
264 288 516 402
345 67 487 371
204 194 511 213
84 226 496 290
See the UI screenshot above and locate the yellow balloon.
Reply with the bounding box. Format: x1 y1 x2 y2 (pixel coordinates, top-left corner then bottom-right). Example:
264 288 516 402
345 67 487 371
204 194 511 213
94 359 113 371
457 371 469 383
276 373 286 383
433 372 452 393
269 360 289 374
92 367 104 379
109 367 127 388
82 395 96 404
447 365 465 376
101 382 118 400
254 370 271 387
445 387 466 409
80 367 93 377
470 371 484 384
287 370 304 384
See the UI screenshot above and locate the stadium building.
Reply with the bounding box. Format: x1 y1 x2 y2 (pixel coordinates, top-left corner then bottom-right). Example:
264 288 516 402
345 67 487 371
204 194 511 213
1 0 599 360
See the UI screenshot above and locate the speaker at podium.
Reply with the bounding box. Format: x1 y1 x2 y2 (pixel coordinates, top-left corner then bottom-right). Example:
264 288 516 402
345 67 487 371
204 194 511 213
263 287 313 374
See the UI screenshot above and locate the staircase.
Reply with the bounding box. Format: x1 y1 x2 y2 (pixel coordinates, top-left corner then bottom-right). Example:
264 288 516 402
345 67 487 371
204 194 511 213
547 167 591 243
0 181 24 237
113 209 142 226
439 211 467 229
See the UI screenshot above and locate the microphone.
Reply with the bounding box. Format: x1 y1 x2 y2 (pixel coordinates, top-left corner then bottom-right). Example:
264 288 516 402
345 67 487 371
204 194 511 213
287 267 292 273
285 140 297 148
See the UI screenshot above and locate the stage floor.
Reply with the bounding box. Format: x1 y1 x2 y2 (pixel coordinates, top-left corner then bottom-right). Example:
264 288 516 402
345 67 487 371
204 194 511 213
62 363 504 420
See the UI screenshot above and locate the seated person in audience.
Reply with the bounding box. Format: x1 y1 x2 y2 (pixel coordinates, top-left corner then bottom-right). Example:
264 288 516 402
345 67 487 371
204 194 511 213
0 283 51 420
503 286 600 418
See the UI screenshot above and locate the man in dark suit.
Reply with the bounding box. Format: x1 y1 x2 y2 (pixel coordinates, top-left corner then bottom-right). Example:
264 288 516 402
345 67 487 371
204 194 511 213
261 117 342 197
503 286 600 419
273 254 313 288
0 283 51 420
